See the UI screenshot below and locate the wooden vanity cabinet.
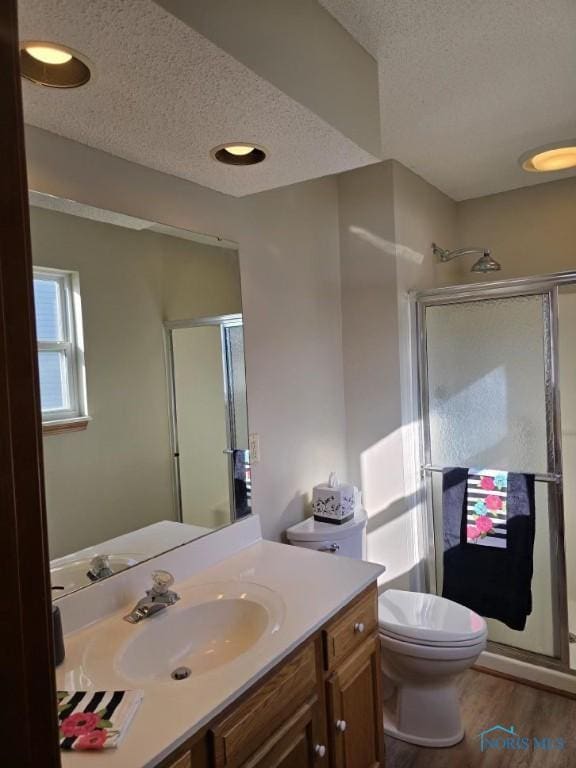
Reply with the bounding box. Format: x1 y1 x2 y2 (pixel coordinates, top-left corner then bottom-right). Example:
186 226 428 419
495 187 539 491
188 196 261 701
165 753 192 768
160 584 383 768
326 637 384 768
240 696 326 768
210 641 324 768
323 586 384 768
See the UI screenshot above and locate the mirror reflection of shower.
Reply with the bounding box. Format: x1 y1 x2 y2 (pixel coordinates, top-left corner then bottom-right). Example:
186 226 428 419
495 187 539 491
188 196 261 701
166 315 251 530
432 243 502 273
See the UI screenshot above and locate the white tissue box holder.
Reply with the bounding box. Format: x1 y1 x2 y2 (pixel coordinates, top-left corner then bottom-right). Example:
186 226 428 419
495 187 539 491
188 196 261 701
312 482 356 525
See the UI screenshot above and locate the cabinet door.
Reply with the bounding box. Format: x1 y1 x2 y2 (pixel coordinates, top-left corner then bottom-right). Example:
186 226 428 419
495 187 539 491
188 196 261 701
241 696 328 768
165 753 191 768
211 642 318 767
327 636 384 768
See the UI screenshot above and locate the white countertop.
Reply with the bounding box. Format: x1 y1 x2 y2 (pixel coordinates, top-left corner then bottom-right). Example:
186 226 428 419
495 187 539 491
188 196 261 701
58 540 383 768
52 521 211 570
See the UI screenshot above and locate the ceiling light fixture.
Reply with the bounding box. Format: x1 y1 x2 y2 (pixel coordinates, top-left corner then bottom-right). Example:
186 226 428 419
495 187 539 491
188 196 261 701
20 41 91 88
25 44 73 65
225 145 256 156
520 140 576 173
211 143 267 166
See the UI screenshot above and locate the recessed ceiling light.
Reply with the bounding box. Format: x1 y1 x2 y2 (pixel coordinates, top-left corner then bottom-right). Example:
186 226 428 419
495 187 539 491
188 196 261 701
20 41 91 88
520 141 576 173
211 143 267 166
25 44 73 65
225 144 256 156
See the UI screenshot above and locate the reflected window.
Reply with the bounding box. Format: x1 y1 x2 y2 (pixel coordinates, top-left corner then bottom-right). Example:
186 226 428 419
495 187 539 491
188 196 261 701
33 267 88 423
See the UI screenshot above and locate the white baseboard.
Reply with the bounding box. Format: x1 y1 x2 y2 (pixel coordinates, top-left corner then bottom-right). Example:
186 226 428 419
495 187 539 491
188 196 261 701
477 650 576 695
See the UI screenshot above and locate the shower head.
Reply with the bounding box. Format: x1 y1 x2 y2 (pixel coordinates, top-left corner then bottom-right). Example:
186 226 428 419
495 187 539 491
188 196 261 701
471 252 502 273
432 243 501 274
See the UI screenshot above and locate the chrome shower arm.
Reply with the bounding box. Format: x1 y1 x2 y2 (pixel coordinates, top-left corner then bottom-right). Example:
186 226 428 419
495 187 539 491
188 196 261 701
432 243 491 262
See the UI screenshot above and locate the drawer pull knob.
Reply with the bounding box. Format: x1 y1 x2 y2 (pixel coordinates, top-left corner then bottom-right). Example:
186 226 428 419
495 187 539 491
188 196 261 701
354 621 365 633
315 744 327 757
336 719 347 733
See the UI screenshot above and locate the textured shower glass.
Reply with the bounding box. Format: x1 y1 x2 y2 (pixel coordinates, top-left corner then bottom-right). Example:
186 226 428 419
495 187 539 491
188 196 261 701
226 324 248 449
558 287 576 668
426 295 554 657
426 295 548 473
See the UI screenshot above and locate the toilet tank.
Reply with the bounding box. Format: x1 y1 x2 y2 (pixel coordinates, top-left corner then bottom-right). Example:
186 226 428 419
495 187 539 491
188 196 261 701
286 509 367 559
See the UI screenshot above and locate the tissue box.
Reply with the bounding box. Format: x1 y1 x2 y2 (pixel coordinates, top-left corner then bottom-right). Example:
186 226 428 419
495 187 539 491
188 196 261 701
313 481 356 525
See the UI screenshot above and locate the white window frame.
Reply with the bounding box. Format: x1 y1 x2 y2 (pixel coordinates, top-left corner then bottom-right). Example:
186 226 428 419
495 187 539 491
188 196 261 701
33 266 89 426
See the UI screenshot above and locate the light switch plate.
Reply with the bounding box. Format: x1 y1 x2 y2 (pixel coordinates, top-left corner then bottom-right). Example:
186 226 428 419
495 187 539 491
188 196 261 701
249 432 260 463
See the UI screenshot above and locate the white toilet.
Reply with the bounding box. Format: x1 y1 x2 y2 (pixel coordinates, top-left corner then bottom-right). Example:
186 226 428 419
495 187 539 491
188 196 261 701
286 511 487 748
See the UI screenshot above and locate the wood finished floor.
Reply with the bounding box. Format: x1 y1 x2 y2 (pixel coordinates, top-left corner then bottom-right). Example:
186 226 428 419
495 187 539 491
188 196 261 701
385 670 576 767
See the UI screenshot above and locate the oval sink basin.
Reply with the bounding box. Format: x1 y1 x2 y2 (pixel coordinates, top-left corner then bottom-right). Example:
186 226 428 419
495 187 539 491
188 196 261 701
51 554 141 595
115 582 284 684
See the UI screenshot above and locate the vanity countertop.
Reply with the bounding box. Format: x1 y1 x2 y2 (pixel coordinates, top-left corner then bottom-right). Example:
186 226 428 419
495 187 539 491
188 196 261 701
57 540 384 768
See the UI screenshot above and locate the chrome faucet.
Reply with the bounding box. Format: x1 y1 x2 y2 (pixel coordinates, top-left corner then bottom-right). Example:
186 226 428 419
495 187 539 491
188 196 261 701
123 570 180 624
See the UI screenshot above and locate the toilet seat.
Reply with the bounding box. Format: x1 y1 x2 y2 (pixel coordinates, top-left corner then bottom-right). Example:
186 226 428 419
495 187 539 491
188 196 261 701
379 626 486 649
378 589 487 647
379 630 486 661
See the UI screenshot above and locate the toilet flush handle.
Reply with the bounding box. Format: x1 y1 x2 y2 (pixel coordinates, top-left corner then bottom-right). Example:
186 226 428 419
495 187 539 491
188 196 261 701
318 543 340 553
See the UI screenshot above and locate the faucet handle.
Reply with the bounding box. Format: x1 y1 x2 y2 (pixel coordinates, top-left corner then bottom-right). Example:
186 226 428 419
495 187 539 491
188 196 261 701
91 554 111 571
87 554 113 581
151 570 175 595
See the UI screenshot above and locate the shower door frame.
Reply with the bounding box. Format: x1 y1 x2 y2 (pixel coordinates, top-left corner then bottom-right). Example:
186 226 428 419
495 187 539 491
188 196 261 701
412 270 576 673
164 313 247 525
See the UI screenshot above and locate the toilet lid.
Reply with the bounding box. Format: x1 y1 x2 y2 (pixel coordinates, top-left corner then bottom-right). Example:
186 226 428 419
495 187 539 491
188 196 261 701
285 509 367 542
378 590 487 645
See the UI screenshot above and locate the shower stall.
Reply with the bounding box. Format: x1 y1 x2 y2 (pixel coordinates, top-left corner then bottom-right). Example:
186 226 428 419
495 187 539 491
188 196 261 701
165 314 250 529
412 271 576 674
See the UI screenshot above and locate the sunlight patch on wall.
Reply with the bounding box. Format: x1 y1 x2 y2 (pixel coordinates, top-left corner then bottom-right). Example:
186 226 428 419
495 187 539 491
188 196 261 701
360 426 406 517
349 225 424 265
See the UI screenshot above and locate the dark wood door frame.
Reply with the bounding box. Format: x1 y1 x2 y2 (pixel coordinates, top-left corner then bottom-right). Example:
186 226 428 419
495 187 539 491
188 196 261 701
0 1 61 764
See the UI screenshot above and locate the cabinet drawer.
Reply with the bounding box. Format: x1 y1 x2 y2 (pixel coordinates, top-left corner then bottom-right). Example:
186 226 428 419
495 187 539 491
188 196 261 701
241 696 324 768
166 753 191 768
323 587 378 671
211 641 318 768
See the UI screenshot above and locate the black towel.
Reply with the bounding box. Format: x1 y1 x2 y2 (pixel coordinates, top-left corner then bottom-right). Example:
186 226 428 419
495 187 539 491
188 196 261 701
232 449 251 519
442 467 536 631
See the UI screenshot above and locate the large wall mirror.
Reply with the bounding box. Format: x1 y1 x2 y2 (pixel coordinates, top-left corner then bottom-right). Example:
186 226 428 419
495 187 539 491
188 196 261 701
29 193 251 597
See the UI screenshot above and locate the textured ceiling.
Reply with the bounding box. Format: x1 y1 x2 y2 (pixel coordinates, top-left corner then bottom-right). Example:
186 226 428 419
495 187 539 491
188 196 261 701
319 0 576 199
19 0 377 197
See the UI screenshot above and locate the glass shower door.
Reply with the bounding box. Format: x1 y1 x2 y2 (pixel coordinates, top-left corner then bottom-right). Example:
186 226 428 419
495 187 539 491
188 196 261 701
420 292 566 661
167 315 250 530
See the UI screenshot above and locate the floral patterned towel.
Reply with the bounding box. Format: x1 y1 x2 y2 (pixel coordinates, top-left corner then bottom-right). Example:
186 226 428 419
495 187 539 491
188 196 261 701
466 469 508 548
57 690 143 750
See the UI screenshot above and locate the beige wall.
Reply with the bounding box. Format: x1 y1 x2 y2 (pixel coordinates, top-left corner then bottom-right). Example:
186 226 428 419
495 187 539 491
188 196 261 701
337 161 458 589
31 205 241 558
31 123 575 591
160 237 241 321
26 126 347 545
456 176 576 281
